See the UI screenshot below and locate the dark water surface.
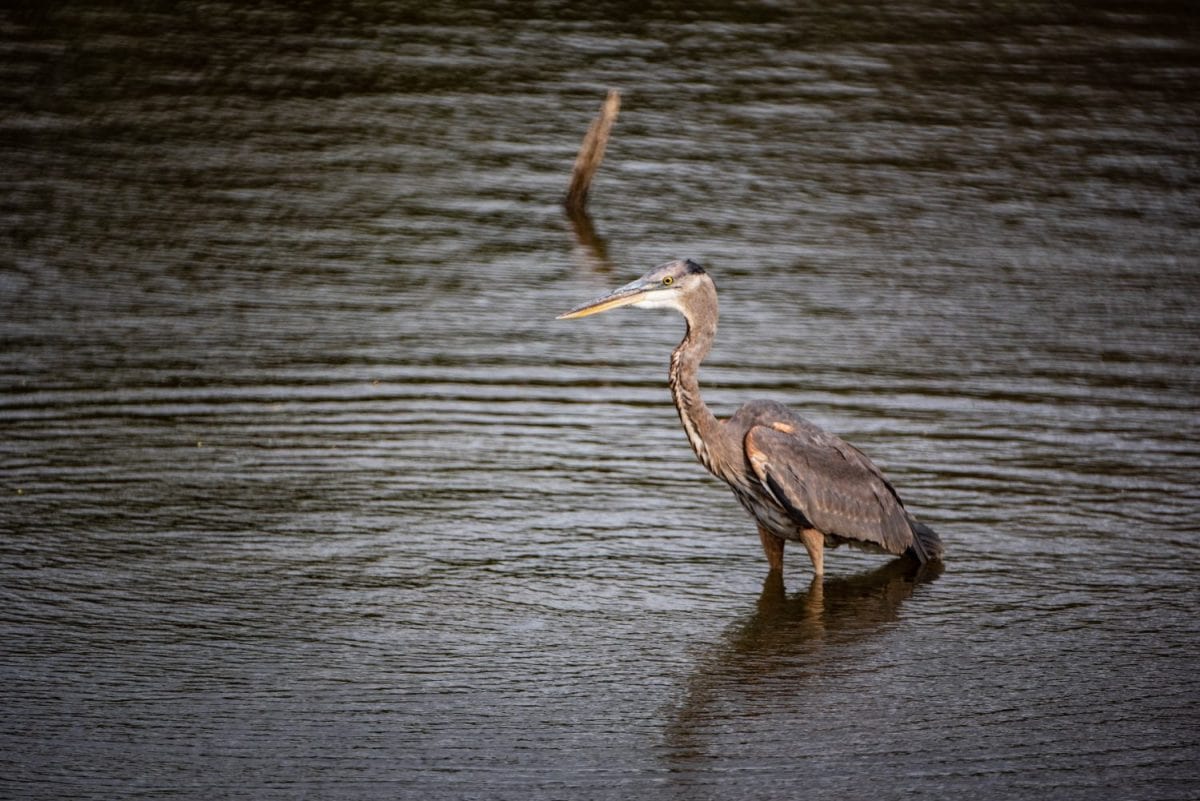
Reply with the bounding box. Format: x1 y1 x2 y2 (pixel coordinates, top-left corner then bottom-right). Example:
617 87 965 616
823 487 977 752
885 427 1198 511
2 2 1199 799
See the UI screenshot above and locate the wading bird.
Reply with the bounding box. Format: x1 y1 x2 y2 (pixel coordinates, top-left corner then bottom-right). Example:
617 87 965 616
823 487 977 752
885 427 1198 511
558 259 942 577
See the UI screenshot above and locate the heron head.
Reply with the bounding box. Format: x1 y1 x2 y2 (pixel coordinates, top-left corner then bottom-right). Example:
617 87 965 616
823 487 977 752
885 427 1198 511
557 259 709 319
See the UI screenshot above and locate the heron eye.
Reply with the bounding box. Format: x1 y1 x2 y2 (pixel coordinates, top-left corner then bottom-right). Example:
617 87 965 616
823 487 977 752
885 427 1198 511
662 276 674 286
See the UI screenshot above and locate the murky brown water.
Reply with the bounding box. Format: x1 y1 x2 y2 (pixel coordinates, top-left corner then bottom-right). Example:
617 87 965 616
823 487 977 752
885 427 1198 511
2 2 1199 799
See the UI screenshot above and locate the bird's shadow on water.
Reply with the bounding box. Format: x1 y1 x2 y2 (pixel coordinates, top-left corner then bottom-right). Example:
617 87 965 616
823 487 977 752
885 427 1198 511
662 558 942 764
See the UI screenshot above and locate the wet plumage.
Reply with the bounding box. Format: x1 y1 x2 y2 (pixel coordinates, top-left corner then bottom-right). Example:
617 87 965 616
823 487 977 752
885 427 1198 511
559 259 943 577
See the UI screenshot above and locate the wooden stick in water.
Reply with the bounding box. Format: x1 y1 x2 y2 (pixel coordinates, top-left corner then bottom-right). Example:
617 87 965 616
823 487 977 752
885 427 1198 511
565 89 620 213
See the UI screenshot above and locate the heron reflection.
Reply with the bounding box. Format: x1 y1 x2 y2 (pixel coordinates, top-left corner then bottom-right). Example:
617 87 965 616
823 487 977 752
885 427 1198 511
665 558 942 762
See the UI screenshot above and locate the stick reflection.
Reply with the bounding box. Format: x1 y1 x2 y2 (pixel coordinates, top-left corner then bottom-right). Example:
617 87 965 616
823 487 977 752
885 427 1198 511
566 205 614 274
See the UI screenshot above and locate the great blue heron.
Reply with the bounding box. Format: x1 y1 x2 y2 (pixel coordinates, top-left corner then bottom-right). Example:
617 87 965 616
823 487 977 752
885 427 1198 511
558 259 943 577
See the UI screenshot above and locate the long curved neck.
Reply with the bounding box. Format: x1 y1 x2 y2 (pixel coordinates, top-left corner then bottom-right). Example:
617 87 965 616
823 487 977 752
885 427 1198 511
668 282 723 473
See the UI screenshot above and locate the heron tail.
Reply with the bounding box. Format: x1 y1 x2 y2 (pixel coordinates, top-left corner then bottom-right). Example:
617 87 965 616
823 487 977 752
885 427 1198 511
905 516 944 563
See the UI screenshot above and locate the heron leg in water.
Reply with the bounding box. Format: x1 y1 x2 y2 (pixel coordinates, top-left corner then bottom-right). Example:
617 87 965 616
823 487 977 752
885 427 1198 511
800 527 825 577
757 525 786 573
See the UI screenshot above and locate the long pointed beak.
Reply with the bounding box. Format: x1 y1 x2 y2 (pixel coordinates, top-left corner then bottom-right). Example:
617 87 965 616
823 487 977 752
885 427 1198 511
556 280 654 319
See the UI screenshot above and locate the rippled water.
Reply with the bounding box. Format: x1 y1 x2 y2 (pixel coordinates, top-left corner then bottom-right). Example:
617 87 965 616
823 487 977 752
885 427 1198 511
2 2 1199 799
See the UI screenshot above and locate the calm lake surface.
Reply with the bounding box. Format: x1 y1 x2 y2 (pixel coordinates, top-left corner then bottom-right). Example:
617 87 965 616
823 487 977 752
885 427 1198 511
2 2 1198 799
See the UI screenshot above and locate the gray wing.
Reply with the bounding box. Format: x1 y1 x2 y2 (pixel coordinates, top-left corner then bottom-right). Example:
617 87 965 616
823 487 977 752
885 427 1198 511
744 422 915 555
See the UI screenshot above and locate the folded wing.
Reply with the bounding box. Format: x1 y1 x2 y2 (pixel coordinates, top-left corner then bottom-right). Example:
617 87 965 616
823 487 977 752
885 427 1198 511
744 424 915 555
